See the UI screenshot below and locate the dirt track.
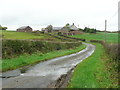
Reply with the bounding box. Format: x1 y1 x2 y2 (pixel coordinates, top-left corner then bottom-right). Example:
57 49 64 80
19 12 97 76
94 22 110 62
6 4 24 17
2 42 95 88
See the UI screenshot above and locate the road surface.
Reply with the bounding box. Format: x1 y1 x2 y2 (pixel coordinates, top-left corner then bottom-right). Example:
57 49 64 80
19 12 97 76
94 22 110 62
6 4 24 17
2 43 95 88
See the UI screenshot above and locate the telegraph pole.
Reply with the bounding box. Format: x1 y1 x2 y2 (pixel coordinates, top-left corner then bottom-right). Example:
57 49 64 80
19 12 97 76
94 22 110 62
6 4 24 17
105 20 107 43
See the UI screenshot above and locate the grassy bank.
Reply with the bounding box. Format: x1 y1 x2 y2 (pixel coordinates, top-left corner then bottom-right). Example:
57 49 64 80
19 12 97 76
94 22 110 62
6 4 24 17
1 44 86 72
70 32 118 43
68 43 118 88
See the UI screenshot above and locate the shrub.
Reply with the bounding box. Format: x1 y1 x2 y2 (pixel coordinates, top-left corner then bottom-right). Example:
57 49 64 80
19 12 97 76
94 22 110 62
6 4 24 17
104 44 119 67
90 39 119 71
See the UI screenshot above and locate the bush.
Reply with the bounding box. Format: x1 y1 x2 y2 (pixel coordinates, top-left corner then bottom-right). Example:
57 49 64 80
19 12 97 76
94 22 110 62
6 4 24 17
104 44 119 75
59 34 86 41
83 27 96 33
90 39 119 71
2 39 82 59
90 40 105 44
104 44 119 62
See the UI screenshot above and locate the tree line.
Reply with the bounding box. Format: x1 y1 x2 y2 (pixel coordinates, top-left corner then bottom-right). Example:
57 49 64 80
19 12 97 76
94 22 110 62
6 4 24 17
79 27 97 33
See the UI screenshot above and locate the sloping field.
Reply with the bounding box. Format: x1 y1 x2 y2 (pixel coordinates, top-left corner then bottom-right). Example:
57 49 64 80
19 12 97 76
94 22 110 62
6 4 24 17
70 32 118 43
1 30 61 41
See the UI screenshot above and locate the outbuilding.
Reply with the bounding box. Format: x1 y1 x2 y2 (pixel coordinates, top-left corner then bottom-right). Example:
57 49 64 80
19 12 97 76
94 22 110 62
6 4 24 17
17 26 33 32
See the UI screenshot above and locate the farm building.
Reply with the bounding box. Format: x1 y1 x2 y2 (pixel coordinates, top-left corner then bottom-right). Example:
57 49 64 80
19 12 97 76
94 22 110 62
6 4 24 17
59 29 83 35
42 23 83 35
17 26 33 32
52 27 63 32
42 25 53 33
65 23 79 30
69 30 83 35
59 23 83 35
42 25 62 33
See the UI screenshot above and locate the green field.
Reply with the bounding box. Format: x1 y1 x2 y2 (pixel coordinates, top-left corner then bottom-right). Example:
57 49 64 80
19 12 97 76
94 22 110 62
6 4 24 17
70 32 118 43
68 43 118 88
2 44 86 72
1 30 85 72
1 30 118 88
1 30 60 41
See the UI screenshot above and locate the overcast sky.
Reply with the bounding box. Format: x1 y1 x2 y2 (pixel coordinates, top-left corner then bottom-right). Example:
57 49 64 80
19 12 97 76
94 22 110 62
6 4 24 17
0 0 119 31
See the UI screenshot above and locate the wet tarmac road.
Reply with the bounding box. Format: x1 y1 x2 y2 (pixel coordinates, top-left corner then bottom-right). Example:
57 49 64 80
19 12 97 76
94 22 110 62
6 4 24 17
2 43 95 88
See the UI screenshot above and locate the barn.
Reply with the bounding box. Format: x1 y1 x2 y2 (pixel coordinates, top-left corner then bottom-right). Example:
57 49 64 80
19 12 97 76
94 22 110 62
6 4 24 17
17 26 33 32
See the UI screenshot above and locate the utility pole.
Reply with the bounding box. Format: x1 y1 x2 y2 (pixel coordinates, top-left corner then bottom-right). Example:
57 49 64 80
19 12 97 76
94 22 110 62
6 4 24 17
105 20 107 43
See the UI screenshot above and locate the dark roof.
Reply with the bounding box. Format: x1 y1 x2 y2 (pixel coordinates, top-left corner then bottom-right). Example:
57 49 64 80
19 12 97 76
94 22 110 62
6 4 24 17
17 26 30 29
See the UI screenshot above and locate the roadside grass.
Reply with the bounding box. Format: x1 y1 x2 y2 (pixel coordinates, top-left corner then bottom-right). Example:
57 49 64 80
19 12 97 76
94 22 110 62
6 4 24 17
2 30 61 41
68 43 118 88
70 32 118 43
1 44 86 72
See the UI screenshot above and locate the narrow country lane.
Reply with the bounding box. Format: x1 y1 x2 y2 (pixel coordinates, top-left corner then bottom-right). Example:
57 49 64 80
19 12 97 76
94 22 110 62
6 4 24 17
2 43 95 88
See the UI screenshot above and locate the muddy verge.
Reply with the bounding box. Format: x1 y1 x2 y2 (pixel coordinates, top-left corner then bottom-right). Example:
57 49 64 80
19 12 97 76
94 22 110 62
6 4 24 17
48 67 75 88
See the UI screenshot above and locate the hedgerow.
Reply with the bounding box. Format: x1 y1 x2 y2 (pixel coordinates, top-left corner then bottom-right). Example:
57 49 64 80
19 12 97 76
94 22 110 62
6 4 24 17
2 39 82 59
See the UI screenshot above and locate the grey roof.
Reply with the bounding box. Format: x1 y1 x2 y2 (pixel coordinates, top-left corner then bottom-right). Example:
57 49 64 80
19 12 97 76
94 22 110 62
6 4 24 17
53 27 62 30
70 25 79 30
65 24 78 30
17 26 30 29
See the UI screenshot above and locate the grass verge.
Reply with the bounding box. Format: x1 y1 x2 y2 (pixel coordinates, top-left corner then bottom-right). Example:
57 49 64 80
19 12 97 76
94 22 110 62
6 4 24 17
1 44 86 72
68 43 118 88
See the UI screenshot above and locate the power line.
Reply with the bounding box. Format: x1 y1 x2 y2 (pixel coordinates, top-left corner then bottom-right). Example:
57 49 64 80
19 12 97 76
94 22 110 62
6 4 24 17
107 10 118 23
107 2 119 22
107 7 118 30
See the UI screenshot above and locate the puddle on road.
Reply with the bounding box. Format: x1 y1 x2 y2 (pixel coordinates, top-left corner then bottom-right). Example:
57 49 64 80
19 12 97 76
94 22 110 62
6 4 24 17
1 69 21 78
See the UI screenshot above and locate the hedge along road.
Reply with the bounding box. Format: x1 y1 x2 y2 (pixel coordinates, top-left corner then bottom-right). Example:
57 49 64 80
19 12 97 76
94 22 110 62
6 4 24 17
2 42 95 88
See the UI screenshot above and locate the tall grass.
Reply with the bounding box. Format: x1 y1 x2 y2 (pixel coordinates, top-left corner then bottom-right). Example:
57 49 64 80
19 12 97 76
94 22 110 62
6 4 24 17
103 43 119 87
104 44 119 63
